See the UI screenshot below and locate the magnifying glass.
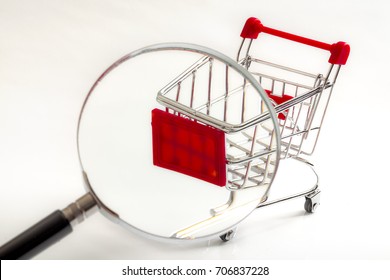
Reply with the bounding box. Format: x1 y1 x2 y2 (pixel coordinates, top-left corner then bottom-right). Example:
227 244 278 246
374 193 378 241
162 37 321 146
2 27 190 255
0 43 280 259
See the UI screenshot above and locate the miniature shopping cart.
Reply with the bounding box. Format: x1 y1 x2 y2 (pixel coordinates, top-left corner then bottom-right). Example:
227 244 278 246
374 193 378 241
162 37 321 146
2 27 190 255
152 17 349 240
0 18 351 260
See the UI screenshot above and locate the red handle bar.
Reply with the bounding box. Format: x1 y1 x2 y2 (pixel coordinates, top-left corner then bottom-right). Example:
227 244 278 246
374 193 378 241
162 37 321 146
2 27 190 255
240 17 350 65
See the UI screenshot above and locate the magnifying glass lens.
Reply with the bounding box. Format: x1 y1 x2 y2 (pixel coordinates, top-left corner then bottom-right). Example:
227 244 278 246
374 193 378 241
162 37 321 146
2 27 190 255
78 45 279 241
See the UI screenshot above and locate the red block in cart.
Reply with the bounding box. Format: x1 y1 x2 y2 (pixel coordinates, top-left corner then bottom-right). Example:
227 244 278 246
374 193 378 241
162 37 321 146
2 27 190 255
151 109 226 186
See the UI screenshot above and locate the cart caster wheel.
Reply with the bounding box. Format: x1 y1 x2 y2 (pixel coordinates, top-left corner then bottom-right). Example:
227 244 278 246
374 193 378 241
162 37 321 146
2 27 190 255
220 228 237 242
304 190 321 213
304 198 317 213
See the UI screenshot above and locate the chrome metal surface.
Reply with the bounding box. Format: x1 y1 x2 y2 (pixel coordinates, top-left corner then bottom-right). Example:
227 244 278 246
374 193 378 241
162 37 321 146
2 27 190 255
238 41 340 157
235 32 343 213
62 193 97 227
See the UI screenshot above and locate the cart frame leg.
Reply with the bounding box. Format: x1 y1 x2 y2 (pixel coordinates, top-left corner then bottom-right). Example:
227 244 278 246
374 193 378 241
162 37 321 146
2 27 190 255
256 157 319 210
219 157 320 241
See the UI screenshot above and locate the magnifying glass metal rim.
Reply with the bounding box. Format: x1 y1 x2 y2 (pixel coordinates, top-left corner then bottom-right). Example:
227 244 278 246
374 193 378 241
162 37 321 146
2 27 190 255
77 42 281 243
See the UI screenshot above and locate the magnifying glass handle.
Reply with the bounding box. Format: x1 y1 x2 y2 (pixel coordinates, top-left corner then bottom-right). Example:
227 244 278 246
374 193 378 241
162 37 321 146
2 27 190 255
0 193 96 259
0 210 72 259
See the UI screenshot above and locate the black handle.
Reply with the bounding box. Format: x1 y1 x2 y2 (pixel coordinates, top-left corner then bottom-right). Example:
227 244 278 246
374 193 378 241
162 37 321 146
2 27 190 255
0 210 72 259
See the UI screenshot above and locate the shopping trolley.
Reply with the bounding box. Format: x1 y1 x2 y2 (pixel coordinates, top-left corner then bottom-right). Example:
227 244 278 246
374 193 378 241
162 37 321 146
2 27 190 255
152 17 350 240
0 17 350 259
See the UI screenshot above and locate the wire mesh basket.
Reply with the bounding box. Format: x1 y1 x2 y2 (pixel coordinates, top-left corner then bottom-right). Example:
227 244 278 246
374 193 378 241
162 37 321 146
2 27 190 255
152 17 349 215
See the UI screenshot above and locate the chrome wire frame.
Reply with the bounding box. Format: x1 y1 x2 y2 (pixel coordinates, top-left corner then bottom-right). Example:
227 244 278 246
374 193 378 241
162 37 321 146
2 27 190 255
237 38 342 158
237 38 342 208
156 37 342 210
157 55 278 192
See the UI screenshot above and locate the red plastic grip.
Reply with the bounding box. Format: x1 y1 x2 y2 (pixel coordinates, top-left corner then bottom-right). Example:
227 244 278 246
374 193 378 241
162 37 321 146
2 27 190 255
240 17 350 65
265 90 293 120
151 109 226 187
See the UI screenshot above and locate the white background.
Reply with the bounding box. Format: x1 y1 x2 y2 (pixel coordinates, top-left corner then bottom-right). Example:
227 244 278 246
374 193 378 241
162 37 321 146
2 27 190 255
1 0 389 259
